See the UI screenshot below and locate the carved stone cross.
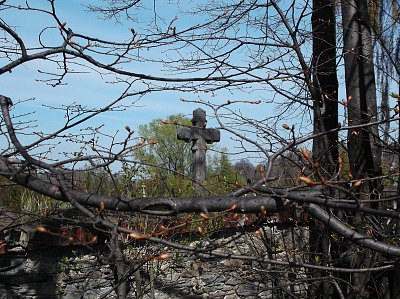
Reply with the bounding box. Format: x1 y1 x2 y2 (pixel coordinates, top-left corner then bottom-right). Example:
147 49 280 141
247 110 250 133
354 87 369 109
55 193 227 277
177 108 220 196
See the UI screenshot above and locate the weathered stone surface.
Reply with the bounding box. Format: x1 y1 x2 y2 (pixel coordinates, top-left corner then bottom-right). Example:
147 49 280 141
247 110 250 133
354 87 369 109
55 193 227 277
0 226 309 298
177 127 220 144
177 108 221 197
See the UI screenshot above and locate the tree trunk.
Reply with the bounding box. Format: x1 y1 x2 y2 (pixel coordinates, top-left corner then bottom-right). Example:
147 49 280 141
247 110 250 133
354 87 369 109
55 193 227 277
312 0 339 174
114 239 128 298
342 0 382 297
342 0 382 184
310 1 338 297
391 85 400 299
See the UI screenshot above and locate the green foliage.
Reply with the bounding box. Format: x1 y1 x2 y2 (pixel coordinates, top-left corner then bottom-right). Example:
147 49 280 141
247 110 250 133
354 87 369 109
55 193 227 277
136 114 192 174
0 114 240 211
0 115 240 207
80 168 115 195
134 114 239 197
77 165 143 198
0 176 70 213
135 114 193 197
206 150 239 195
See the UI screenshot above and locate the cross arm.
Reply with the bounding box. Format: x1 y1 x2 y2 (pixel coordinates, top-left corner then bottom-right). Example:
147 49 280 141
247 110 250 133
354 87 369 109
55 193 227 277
177 127 220 144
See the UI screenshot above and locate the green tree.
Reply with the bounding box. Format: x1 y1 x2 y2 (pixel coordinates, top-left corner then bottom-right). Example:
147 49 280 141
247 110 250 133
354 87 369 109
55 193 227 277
135 115 238 197
135 114 192 197
206 150 238 195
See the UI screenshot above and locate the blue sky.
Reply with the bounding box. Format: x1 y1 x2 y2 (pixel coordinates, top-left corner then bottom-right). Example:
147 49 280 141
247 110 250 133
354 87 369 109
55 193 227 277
1 0 282 164
3 0 395 168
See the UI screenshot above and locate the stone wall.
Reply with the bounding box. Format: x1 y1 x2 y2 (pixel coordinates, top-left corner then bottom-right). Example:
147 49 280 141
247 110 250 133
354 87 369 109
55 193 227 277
0 225 309 299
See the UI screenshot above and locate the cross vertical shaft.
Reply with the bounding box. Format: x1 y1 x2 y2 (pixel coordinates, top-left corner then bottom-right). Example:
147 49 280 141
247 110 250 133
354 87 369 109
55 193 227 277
177 108 220 196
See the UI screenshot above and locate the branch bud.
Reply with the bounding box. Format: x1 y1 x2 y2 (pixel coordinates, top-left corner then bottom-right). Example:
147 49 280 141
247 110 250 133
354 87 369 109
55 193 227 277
200 212 210 220
300 147 309 158
250 100 261 104
154 253 172 260
352 180 362 188
299 176 317 186
58 22 67 30
129 232 148 240
36 226 48 233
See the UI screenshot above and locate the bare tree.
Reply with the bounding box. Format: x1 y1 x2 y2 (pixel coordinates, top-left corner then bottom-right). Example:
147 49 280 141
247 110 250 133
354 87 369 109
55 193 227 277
0 0 400 298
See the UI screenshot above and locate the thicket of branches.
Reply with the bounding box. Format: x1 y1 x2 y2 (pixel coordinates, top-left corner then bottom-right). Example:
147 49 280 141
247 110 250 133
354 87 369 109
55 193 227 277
1 0 400 298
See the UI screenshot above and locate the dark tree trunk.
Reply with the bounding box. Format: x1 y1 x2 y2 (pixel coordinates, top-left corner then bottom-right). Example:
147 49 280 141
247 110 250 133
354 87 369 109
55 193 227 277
358 0 382 182
114 239 128 298
380 77 390 144
310 1 338 298
312 0 339 173
342 0 382 298
391 84 400 299
342 0 382 184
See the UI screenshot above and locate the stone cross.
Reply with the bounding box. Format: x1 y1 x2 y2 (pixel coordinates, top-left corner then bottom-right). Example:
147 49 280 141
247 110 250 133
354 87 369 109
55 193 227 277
177 108 220 196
